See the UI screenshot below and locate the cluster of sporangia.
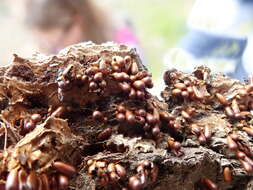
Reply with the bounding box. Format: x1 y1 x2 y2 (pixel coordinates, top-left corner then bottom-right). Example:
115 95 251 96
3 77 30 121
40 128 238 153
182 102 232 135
163 69 216 148
17 107 70 137
4 161 76 190
56 55 153 101
0 54 161 190
216 86 253 120
115 105 161 138
87 160 126 186
215 84 253 174
164 69 213 144
127 160 158 190
57 62 108 97
2 47 253 190
18 114 42 136
87 160 158 190
65 54 166 140
167 69 206 101
163 69 253 188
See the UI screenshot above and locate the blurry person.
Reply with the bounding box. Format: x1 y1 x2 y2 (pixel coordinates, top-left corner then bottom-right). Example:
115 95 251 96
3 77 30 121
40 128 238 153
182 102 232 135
165 0 253 81
24 0 140 54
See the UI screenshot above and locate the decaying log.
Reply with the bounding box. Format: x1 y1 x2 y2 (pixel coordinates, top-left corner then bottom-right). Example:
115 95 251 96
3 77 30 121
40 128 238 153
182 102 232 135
0 42 252 190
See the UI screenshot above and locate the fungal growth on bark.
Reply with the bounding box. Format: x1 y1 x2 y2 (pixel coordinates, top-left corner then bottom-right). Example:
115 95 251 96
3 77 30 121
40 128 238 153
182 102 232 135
0 42 252 190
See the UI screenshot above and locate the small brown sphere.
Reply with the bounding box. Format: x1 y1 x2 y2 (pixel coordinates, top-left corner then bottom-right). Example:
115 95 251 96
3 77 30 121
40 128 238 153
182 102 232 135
94 72 103 82
116 113 126 122
81 75 88 82
117 105 126 113
129 176 142 190
58 175 69 190
133 80 145 90
119 82 131 93
89 81 98 90
113 72 125 81
172 141 181 151
129 88 136 99
53 162 76 177
172 88 182 96
236 151 246 160
115 164 126 178
141 77 153 88
174 83 187 90
146 113 156 125
92 111 104 121
31 114 42 123
122 73 130 81
181 91 189 98
109 172 120 182
97 128 112 140
160 112 171 121
126 111 135 123
86 67 98 75
137 109 147 117
152 127 160 137
124 55 132 63
136 90 145 99
24 120 36 131
107 163 116 173
100 80 107 88
223 167 232 182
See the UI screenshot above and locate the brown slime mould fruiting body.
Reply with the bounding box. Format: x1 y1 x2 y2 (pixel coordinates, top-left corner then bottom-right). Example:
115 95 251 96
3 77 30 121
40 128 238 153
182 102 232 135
0 42 253 189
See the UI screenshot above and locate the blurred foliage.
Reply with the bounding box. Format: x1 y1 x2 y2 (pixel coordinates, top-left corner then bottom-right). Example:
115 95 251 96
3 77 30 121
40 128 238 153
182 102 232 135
0 0 193 79
116 0 193 79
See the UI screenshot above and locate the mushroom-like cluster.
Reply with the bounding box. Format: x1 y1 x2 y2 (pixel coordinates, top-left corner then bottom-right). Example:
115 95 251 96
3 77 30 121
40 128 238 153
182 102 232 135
19 113 43 136
56 51 153 106
0 42 163 190
162 66 253 186
85 159 158 190
190 124 212 145
115 104 161 138
0 43 253 190
111 56 153 100
128 161 158 190
87 160 126 186
5 161 76 190
164 68 208 102
215 86 253 119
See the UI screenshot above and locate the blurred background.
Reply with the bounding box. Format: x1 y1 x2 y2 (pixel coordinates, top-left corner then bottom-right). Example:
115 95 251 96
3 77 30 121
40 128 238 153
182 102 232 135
0 0 193 81
0 0 251 89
